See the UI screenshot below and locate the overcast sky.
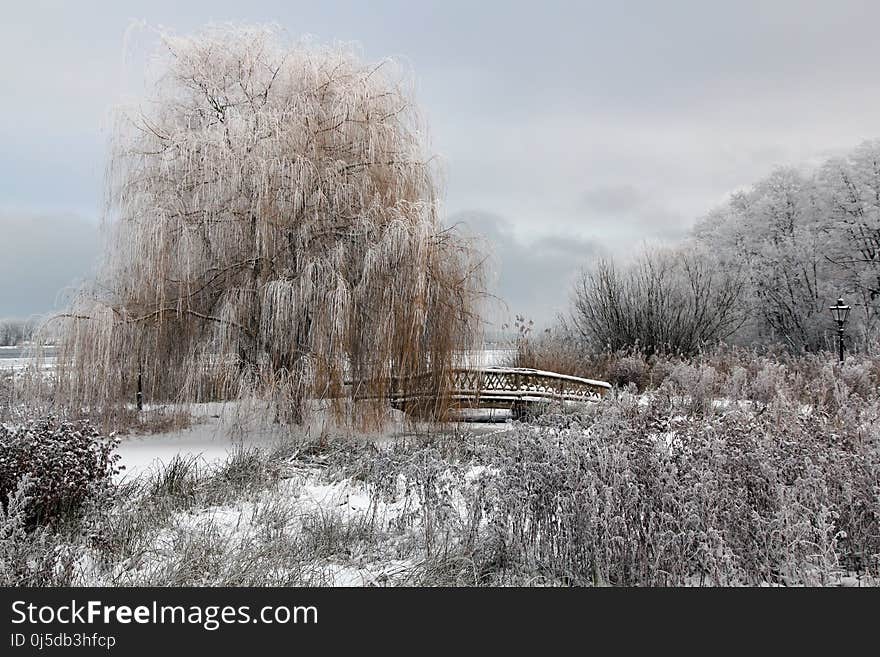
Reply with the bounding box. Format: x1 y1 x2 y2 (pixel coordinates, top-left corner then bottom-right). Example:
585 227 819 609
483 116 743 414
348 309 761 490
3 1 880 324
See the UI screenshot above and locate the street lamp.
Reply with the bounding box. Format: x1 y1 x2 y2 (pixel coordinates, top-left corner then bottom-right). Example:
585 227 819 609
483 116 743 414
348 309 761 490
829 297 851 364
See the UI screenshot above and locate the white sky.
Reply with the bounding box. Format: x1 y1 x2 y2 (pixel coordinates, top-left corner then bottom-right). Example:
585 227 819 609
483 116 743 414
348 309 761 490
3 0 880 323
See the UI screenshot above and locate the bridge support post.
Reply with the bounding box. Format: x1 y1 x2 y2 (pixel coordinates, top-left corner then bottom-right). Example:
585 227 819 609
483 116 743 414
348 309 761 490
511 400 529 421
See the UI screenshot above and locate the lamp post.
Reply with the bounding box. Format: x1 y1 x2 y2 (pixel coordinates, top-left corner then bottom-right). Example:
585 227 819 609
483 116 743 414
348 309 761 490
829 297 851 364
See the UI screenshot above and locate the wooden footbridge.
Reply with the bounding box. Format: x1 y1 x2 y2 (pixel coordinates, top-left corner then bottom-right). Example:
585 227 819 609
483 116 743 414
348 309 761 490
348 366 611 418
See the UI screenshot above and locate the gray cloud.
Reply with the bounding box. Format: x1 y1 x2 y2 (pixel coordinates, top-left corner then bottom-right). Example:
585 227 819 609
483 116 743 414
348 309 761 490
577 184 692 250
0 215 100 318
580 185 648 216
4 1 880 323
450 211 605 328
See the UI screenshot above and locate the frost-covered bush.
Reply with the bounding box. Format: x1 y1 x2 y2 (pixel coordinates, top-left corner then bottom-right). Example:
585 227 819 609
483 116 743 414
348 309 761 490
338 382 880 585
507 322 590 378
0 478 78 585
725 365 750 401
513 341 880 419
570 250 746 356
663 363 718 415
450 396 880 585
748 361 787 405
839 360 876 399
605 354 650 390
0 417 121 526
506 399 880 584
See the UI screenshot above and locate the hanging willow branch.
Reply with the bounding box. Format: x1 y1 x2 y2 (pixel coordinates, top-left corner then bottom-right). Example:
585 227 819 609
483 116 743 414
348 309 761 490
37 24 485 426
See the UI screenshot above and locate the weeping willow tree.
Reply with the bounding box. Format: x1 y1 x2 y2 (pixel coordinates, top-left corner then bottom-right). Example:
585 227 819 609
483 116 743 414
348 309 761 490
40 24 484 426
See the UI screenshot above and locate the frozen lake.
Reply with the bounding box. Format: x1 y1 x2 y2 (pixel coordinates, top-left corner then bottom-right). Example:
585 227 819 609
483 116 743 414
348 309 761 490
0 345 56 370
0 346 57 358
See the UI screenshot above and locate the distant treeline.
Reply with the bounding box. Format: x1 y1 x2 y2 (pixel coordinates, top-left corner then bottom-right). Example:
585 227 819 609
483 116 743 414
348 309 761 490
0 318 39 346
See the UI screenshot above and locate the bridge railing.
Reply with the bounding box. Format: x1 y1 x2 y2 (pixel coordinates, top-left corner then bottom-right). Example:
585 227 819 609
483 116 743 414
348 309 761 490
345 366 611 409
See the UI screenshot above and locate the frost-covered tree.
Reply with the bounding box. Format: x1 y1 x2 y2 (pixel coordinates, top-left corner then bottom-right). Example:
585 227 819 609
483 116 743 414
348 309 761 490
41 25 484 424
569 247 746 356
816 140 880 341
694 168 831 351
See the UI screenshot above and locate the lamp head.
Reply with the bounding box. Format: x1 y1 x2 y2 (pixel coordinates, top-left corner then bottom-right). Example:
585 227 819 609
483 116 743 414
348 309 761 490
829 297 851 325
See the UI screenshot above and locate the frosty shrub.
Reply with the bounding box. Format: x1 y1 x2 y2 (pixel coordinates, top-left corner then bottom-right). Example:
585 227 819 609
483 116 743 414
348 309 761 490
663 363 719 415
605 354 650 391
839 360 877 399
505 394 877 584
0 417 121 526
508 339 880 419
0 478 78 585
506 320 592 378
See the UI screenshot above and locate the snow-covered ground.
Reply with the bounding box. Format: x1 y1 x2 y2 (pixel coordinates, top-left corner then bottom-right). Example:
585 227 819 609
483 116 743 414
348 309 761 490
150 472 419 586
115 400 511 480
116 420 281 480
84 403 508 586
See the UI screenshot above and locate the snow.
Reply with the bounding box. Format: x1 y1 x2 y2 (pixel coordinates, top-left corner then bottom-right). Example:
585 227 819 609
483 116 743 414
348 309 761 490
118 458 426 586
116 422 280 481
315 560 417 586
114 399 508 480
0 357 55 371
116 401 392 479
